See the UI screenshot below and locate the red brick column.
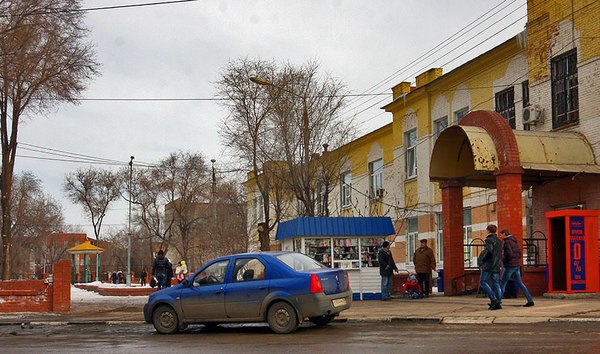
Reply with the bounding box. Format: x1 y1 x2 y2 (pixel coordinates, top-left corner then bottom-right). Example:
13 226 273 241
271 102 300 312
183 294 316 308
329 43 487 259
496 167 524 246
52 259 71 312
441 180 465 295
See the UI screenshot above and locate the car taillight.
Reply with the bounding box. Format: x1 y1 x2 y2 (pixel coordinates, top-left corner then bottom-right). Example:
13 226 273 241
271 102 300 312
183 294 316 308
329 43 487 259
310 273 323 294
345 270 350 289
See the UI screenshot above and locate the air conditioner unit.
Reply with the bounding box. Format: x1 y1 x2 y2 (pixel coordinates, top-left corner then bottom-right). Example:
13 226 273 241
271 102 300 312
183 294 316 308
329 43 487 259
376 188 385 199
522 105 544 125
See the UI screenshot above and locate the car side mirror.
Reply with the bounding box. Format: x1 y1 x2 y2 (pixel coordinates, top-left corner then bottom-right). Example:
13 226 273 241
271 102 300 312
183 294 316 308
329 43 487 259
181 279 190 287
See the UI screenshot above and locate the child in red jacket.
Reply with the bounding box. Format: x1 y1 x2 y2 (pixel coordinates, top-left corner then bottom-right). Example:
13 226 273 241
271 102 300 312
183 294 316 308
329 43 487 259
402 274 423 299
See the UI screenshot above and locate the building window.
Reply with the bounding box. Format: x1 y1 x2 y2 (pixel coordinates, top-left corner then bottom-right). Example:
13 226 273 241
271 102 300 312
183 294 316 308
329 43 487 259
340 172 352 208
407 217 419 262
369 159 383 198
551 49 578 128
454 106 469 123
463 208 473 266
436 212 443 262
297 199 306 216
405 129 417 179
495 87 515 129
253 196 263 224
522 81 530 131
434 116 448 140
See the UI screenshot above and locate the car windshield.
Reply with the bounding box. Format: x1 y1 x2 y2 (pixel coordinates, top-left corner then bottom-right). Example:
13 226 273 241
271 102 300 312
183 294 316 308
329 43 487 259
275 252 327 271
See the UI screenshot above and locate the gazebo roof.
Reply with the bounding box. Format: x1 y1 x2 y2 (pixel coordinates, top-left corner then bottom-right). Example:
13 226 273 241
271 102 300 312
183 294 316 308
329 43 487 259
67 240 105 255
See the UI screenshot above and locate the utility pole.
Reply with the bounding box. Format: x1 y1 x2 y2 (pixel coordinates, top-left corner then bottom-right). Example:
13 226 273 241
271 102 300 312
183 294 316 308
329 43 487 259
126 156 134 286
211 159 216 224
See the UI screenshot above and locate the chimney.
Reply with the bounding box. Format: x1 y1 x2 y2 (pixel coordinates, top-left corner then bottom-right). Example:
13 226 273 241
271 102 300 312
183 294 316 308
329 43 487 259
416 68 443 88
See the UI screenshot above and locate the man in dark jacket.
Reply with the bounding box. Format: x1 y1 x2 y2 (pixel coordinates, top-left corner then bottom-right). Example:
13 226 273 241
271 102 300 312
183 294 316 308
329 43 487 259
152 250 172 290
413 238 436 297
499 229 534 307
378 241 398 301
478 224 503 310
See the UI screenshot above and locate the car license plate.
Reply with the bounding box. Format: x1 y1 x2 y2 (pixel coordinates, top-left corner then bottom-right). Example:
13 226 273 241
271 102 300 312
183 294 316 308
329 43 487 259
332 298 347 307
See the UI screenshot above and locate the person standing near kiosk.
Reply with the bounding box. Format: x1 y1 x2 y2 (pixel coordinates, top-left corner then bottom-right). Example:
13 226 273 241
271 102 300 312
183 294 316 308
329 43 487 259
413 239 436 297
378 241 398 301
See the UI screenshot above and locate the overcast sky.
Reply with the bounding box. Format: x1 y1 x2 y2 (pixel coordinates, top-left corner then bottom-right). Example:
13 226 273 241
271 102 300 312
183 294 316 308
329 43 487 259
15 0 527 238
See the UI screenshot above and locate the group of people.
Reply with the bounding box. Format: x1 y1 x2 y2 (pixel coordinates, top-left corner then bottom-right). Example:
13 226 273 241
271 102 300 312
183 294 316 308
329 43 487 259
150 250 188 290
378 238 437 301
379 225 534 308
479 224 534 310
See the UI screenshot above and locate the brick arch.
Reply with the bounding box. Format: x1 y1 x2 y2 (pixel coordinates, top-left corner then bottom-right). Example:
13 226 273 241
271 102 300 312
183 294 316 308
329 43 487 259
460 110 521 171
440 110 524 295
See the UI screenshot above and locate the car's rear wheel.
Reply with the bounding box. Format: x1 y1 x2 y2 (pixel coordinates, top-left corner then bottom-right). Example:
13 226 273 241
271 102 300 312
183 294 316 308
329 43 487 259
309 314 335 326
267 301 298 334
152 305 179 334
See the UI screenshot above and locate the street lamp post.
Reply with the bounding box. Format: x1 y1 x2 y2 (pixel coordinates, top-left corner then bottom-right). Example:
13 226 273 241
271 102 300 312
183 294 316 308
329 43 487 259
126 156 134 286
249 76 310 164
211 159 216 224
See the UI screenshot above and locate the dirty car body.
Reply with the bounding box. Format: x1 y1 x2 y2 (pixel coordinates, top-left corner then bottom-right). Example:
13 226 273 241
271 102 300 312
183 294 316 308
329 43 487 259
143 251 352 334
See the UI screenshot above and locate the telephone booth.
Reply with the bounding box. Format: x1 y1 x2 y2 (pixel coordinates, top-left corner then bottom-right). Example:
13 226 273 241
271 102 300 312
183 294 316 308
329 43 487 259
546 209 599 293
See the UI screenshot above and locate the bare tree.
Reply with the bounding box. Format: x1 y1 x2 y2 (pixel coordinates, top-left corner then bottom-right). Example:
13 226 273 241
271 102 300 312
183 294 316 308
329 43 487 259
153 151 210 270
0 0 99 279
217 59 355 250
10 172 64 278
127 166 175 266
63 167 120 241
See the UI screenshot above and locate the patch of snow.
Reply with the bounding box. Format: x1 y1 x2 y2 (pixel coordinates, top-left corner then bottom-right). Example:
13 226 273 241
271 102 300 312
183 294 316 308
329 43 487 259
71 285 148 307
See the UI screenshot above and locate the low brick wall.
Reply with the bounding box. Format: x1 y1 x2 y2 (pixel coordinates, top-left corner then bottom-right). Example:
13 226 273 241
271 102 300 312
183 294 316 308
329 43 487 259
0 260 71 313
75 283 156 296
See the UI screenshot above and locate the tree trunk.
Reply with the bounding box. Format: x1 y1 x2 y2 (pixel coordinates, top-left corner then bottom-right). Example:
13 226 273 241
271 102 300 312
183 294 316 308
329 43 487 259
258 222 270 251
1 162 13 280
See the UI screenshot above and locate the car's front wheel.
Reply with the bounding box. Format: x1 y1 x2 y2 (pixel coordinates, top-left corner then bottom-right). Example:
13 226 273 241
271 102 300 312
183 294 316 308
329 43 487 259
152 305 179 334
267 301 298 334
309 314 336 326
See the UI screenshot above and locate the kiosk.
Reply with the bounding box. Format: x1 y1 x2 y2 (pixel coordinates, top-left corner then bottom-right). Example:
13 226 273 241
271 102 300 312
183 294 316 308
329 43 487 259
546 209 599 293
276 217 396 300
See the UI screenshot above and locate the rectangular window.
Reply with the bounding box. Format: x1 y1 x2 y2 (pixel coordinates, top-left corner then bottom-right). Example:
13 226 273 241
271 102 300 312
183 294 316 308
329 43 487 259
434 116 448 140
463 208 473 267
254 196 263 224
405 129 417 179
551 50 578 128
495 87 515 129
436 212 444 262
340 172 352 207
522 81 530 131
369 159 383 198
454 106 469 123
407 217 419 262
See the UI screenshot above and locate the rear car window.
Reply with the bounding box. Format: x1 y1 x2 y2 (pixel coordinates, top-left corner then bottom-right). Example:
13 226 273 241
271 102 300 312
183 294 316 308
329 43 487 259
275 252 327 271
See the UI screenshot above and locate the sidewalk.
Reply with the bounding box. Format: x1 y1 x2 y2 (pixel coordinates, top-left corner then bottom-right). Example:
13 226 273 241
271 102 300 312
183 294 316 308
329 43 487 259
1 288 599 326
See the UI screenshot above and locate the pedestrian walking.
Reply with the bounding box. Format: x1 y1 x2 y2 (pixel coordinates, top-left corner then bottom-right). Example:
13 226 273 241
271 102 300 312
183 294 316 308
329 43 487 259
478 224 503 310
499 229 534 307
378 241 398 301
140 268 147 286
152 250 172 290
413 238 436 297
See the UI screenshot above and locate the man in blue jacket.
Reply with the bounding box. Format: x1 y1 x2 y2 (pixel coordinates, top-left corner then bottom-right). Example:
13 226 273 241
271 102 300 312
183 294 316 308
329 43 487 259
478 224 503 310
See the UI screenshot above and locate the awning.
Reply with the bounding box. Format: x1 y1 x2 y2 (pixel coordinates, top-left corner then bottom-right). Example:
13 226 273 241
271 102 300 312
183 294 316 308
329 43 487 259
276 217 395 240
430 125 600 188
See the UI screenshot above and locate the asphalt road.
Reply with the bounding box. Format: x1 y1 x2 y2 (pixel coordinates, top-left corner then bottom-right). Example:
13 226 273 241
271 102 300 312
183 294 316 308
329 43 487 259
1 321 599 353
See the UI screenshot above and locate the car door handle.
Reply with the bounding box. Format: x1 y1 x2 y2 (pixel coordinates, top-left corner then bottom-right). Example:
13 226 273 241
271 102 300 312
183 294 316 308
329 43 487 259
258 286 267 290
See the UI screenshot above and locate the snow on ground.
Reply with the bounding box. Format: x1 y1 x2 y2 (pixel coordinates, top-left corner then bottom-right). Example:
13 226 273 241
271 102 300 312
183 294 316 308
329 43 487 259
71 282 148 307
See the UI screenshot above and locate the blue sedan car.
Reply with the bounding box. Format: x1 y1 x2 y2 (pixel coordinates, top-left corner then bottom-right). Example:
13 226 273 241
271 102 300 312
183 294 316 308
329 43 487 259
144 251 352 334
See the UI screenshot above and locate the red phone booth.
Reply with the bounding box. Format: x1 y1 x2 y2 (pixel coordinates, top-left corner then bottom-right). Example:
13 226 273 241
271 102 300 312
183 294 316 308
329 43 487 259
546 209 599 293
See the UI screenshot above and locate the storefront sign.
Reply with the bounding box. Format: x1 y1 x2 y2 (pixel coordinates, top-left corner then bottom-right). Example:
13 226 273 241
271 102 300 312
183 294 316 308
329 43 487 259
570 216 586 291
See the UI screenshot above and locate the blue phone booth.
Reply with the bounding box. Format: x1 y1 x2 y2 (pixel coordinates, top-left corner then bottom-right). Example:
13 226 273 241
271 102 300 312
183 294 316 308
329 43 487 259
546 209 599 293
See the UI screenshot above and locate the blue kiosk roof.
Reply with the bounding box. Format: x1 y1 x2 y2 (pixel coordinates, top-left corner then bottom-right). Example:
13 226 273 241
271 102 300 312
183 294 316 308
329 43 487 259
275 217 395 240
